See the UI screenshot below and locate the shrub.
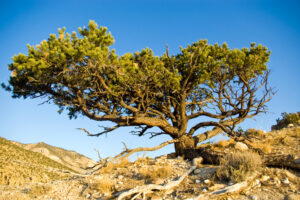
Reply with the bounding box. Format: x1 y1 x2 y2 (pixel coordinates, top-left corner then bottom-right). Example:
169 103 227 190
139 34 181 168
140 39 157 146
139 163 172 183
216 151 262 182
272 112 300 130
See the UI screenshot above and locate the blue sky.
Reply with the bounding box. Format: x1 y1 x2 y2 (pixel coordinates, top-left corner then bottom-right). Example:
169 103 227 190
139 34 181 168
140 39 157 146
0 0 299 160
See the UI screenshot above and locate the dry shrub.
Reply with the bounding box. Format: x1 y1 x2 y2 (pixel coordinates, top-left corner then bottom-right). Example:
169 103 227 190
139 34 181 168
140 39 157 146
216 151 262 182
90 175 115 196
139 163 172 183
28 184 51 197
245 128 265 138
260 143 272 153
215 139 235 148
99 158 130 174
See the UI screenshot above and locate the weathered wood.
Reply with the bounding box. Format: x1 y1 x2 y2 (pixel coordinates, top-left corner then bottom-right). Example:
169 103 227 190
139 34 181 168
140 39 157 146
116 166 196 200
188 173 259 200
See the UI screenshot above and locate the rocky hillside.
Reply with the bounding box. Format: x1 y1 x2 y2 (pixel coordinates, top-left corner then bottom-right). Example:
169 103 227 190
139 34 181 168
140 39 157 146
0 137 74 186
12 141 96 173
0 127 299 200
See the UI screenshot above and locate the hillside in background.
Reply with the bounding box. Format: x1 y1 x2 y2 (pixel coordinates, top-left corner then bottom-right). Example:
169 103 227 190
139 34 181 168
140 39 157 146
12 141 96 174
0 137 74 186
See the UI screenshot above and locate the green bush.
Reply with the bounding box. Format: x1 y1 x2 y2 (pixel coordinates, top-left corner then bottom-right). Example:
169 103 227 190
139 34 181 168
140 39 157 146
272 112 300 130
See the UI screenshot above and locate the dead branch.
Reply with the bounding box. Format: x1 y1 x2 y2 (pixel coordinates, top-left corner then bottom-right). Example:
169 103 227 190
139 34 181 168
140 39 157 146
116 166 196 200
113 139 179 160
189 173 259 200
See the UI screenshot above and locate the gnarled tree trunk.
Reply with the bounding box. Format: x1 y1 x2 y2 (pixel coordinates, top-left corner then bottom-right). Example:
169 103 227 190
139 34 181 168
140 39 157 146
174 135 199 159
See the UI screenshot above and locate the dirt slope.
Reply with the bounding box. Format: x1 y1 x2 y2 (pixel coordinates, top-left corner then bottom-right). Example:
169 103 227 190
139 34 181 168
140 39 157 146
12 140 97 173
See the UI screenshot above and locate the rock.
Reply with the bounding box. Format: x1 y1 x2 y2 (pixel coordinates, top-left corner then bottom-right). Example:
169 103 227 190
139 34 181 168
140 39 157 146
293 158 300 164
192 157 203 167
193 168 201 175
153 178 164 185
195 179 201 184
117 175 124 180
202 188 207 192
248 195 258 200
193 167 217 179
86 193 91 199
228 180 234 185
288 124 294 128
283 178 290 185
234 142 249 151
204 179 210 184
261 175 270 181
284 194 300 200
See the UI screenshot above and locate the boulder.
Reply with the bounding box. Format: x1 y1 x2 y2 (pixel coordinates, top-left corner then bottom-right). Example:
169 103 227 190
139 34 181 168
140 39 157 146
234 142 249 151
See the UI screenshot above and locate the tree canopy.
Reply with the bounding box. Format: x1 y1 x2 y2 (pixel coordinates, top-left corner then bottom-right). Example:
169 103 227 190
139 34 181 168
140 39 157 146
3 21 273 157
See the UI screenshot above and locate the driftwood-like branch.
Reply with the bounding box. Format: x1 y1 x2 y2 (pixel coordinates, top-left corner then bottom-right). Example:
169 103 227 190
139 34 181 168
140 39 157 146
188 173 259 200
77 125 120 137
116 166 196 200
114 139 179 160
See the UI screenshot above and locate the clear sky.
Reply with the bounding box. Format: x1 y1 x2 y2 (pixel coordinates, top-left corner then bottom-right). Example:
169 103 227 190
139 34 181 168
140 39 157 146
0 0 299 161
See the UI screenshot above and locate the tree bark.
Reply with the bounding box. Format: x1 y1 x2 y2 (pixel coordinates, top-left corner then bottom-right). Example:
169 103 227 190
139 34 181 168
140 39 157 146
174 135 199 159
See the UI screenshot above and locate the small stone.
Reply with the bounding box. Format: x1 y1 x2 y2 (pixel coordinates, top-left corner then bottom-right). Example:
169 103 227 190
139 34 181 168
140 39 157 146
234 142 249 151
195 179 201 184
293 158 300 164
288 124 294 128
192 157 203 167
202 188 207 192
193 169 201 175
261 175 270 181
204 179 210 184
154 178 164 185
117 175 124 179
248 195 258 200
86 193 91 199
283 178 290 185
228 180 234 185
118 181 123 185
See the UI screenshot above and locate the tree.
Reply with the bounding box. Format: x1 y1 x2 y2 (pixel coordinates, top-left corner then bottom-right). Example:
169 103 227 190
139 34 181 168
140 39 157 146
272 112 300 130
3 21 273 159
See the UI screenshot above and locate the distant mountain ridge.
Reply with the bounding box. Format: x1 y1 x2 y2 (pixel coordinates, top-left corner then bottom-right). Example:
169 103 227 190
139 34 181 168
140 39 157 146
0 136 74 185
11 140 97 174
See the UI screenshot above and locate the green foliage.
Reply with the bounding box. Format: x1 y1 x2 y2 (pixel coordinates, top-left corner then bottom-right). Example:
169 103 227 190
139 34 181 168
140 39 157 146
3 20 272 144
272 112 300 130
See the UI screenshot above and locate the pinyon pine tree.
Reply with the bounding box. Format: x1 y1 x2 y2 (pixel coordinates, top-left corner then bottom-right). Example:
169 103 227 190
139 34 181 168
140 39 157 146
3 21 273 159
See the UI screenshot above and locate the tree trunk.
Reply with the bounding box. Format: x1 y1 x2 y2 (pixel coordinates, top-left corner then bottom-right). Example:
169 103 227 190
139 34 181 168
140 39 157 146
174 135 199 159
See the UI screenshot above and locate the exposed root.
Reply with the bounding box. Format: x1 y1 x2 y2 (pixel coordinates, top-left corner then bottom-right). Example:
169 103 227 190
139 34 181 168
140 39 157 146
115 166 196 200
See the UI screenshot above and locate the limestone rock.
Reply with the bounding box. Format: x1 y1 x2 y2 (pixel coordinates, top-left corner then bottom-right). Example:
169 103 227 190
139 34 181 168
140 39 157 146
192 157 203 167
234 142 249 151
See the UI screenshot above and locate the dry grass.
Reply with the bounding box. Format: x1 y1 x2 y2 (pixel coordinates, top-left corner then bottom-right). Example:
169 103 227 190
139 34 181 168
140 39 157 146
216 151 262 182
99 158 130 174
90 175 115 196
28 184 52 197
139 163 172 183
214 139 235 148
245 128 265 138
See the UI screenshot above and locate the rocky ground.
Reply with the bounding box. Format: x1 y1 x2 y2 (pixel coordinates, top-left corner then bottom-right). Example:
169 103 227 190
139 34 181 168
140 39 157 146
0 127 299 200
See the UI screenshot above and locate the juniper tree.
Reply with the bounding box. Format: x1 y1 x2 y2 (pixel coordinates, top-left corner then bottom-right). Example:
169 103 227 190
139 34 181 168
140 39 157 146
3 21 273 158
